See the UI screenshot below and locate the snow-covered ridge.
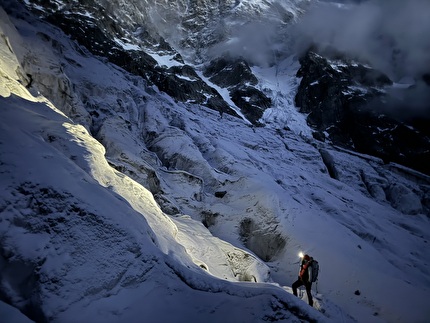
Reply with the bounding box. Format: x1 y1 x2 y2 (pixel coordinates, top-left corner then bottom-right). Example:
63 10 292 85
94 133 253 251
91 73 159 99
1 2 430 323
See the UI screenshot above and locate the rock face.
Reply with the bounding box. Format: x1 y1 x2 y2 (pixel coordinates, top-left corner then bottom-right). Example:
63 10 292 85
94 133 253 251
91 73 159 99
295 51 430 175
36 3 236 119
22 0 295 123
204 57 272 123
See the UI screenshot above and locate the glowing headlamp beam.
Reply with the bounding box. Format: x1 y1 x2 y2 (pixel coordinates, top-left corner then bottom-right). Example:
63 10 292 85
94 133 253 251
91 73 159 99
298 251 304 258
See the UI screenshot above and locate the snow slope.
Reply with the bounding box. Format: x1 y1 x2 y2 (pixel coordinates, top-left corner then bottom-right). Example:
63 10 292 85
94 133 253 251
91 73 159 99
0 7 329 323
1 2 430 323
0 93 326 323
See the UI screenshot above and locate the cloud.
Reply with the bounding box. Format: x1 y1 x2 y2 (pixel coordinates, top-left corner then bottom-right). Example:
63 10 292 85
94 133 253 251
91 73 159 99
202 0 430 117
293 0 430 80
207 21 284 67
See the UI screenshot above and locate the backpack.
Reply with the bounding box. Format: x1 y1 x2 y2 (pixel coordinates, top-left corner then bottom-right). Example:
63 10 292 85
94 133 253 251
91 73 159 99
309 259 319 282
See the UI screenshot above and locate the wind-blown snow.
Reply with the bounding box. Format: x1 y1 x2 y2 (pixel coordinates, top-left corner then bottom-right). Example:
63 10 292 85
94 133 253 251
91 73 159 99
1 2 430 323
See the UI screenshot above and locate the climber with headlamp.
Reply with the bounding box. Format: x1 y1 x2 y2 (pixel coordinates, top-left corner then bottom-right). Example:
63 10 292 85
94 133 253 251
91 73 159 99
292 252 314 306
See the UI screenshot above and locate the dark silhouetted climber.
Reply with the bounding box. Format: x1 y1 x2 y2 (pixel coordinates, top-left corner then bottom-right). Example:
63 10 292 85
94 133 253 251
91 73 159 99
292 254 314 306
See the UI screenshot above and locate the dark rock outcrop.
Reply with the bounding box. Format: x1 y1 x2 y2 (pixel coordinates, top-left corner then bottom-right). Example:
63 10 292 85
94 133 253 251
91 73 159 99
152 64 232 115
204 58 258 87
204 57 272 124
295 51 430 175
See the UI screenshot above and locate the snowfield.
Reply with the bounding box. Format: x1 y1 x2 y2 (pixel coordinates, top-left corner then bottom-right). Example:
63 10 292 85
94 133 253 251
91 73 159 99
1 2 430 323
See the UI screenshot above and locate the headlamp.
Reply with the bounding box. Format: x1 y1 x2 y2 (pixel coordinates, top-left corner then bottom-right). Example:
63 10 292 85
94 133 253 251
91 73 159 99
298 251 304 258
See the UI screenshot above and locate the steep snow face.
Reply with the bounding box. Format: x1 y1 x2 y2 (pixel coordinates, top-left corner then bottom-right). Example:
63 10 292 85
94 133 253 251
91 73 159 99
1 2 430 323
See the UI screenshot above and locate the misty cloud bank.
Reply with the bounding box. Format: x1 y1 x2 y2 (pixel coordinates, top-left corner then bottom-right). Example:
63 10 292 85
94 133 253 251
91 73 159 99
294 0 430 81
208 0 430 117
207 20 288 67
207 0 429 79
292 0 430 118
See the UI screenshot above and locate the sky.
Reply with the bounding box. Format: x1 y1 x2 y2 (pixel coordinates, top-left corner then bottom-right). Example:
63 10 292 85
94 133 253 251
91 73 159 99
1 2 430 323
